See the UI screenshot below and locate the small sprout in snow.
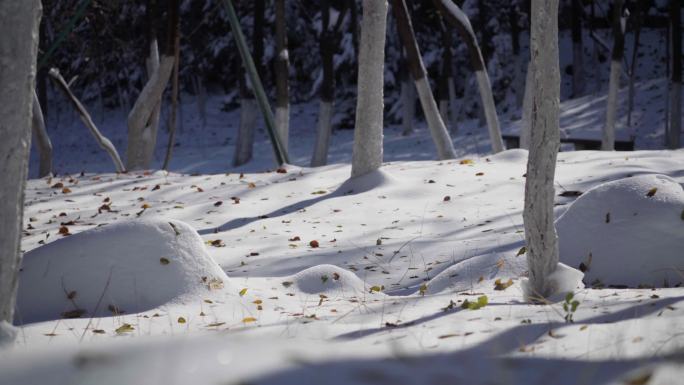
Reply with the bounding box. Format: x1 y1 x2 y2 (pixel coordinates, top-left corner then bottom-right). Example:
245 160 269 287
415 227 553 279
563 292 580 323
321 275 329 283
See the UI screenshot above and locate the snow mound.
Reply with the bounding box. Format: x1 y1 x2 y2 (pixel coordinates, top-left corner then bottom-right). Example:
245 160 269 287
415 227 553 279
557 174 684 287
336 169 394 195
289 264 371 297
521 263 585 302
424 251 527 295
0 321 17 347
487 148 528 163
15 219 229 324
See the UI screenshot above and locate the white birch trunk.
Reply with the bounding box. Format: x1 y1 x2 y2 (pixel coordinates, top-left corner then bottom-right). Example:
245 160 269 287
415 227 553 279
415 77 456 159
126 54 174 170
0 0 41 326
49 69 126 172
670 82 682 149
311 101 334 167
233 98 258 167
448 76 459 133
275 106 290 152
601 59 621 151
400 79 415 135
520 61 533 149
143 39 161 166
475 70 505 152
523 0 562 301
32 90 52 177
351 0 388 178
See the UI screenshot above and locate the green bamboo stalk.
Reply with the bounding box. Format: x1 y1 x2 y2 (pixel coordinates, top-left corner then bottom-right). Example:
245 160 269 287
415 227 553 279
221 0 289 165
38 0 94 70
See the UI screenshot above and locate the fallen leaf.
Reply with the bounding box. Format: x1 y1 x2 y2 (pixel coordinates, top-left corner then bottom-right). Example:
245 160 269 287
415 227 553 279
177 317 186 324
214 201 223 207
61 309 86 319
160 257 170 265
239 288 248 296
459 159 474 165
62 187 72 194
242 317 257 323
646 188 658 197
494 278 514 291
92 329 106 334
516 246 527 256
115 323 135 334
309 240 319 248
289 236 301 241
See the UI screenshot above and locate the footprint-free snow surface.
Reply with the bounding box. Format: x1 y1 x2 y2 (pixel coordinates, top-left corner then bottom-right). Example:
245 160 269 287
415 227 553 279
15 218 229 324
3 148 684 385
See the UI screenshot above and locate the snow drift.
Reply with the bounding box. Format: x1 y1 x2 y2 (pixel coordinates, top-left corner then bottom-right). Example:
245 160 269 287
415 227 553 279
15 218 228 324
288 264 373 297
557 174 684 288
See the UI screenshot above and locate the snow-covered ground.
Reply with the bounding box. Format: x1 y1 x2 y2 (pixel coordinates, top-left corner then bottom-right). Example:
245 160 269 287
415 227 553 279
5 80 684 385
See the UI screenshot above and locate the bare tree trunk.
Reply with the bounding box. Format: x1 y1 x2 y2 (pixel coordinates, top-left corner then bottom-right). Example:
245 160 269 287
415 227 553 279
32 90 52 177
601 0 626 151
233 0 264 167
571 0 585 97
523 0 561 301
274 0 290 153
392 0 456 160
163 0 182 170
312 0 336 167
433 0 505 153
399 51 415 136
510 3 526 110
520 61 533 149
50 69 126 172
627 0 642 128
351 0 388 178
668 0 681 149
439 23 457 132
0 0 41 334
126 0 177 170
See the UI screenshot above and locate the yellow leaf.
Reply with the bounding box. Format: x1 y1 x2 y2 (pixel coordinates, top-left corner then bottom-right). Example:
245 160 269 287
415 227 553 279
177 317 186 324
459 159 474 165
242 317 257 323
239 288 248 296
253 299 262 304
115 323 135 334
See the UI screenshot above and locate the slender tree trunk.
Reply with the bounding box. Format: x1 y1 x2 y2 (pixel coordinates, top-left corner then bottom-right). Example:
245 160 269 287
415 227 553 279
312 0 336 167
392 0 456 160
163 0 182 170
233 0 264 167
520 61 533 149
668 0 681 149
234 71 257 167
438 24 456 132
351 0 388 178
274 0 290 152
0 0 41 333
32 90 52 177
399 49 416 136
433 0 505 153
50 69 126 172
126 0 177 170
145 0 162 157
627 0 643 128
601 0 626 151
571 0 585 97
523 0 561 301
510 3 526 111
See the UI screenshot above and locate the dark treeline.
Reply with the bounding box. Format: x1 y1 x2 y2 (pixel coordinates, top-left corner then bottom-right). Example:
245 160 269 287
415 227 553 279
37 0 676 127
